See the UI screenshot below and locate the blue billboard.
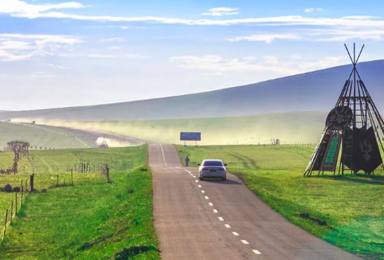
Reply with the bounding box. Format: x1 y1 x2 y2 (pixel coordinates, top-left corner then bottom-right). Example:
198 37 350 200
180 132 201 141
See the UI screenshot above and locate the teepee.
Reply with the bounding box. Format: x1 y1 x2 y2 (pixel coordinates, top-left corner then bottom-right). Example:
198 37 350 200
304 44 384 176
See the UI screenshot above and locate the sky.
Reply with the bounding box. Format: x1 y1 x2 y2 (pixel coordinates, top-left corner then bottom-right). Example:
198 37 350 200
1 0 384 110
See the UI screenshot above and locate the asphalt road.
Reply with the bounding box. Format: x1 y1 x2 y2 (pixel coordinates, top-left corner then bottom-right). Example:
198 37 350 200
149 143 361 260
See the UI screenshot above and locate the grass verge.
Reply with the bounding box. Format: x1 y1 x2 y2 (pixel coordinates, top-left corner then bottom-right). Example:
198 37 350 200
0 146 160 260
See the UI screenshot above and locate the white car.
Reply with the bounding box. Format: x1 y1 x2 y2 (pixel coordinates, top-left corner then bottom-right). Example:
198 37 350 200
198 159 227 181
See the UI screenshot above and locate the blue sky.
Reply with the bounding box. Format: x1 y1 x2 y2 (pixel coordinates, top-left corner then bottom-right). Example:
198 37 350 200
1 0 384 110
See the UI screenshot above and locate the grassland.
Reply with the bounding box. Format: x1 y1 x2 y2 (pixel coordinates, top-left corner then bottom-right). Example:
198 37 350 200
0 146 160 260
177 145 384 259
29 111 326 145
0 122 96 150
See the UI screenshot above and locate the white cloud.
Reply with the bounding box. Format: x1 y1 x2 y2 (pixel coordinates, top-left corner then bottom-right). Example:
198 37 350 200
125 53 149 60
0 34 82 62
305 8 323 13
107 46 122 50
10 12 384 29
101 38 125 43
308 29 384 42
30 71 56 79
227 29 384 43
87 25 147 30
87 53 148 60
202 7 239 16
0 0 85 18
0 49 43 61
227 33 302 43
1 1 384 30
170 55 347 76
88 54 114 59
48 63 67 70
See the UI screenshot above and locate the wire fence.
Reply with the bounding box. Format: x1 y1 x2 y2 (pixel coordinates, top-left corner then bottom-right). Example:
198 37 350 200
0 176 30 242
71 163 110 183
0 163 111 242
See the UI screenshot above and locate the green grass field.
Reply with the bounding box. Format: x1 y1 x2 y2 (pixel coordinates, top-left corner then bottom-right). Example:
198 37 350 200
0 122 95 150
177 145 384 260
30 111 326 145
0 146 160 260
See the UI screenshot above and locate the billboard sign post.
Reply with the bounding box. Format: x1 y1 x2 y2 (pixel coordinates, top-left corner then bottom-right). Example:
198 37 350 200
180 132 201 147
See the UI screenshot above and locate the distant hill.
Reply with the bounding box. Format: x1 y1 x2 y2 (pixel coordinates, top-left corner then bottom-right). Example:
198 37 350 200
1 60 384 121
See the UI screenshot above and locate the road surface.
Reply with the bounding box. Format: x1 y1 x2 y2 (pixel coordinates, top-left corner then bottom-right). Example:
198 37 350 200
149 143 361 260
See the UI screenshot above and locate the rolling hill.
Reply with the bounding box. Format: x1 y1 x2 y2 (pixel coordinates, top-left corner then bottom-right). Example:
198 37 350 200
0 60 384 122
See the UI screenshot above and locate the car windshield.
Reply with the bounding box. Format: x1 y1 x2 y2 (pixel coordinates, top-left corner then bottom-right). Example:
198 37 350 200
203 161 223 166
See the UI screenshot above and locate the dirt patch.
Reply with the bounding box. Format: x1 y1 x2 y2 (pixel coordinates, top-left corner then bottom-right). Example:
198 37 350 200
80 234 114 250
112 246 159 259
79 227 129 250
300 213 332 228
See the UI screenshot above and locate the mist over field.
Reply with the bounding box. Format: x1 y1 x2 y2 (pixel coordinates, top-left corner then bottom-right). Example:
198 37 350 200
17 112 326 145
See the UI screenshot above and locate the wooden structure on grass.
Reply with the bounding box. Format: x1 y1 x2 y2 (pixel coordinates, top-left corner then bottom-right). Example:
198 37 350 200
305 44 384 176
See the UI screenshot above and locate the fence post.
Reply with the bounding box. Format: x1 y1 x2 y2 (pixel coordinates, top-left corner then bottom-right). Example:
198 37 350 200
21 187 24 205
106 165 110 184
56 175 59 187
71 169 74 186
15 193 18 214
30 174 34 192
10 201 13 223
26 179 28 193
4 209 8 236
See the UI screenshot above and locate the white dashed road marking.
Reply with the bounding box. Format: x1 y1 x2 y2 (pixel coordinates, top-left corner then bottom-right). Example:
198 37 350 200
159 144 167 167
182 160 261 258
170 146 264 259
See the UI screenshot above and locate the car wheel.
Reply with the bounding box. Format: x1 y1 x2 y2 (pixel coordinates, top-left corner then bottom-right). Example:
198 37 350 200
199 176 204 180
222 177 226 181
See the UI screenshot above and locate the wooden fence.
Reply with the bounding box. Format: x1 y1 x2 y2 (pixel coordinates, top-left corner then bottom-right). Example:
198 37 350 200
0 175 33 242
71 163 110 184
0 163 111 242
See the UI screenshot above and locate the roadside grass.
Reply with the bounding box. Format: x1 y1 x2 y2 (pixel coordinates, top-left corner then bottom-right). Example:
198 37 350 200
28 147 146 174
0 147 144 218
0 146 160 260
177 145 384 260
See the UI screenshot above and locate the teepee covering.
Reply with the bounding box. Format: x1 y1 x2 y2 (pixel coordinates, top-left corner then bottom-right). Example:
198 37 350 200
304 44 384 176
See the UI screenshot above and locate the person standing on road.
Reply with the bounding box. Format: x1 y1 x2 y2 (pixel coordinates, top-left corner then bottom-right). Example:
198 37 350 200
185 156 190 167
